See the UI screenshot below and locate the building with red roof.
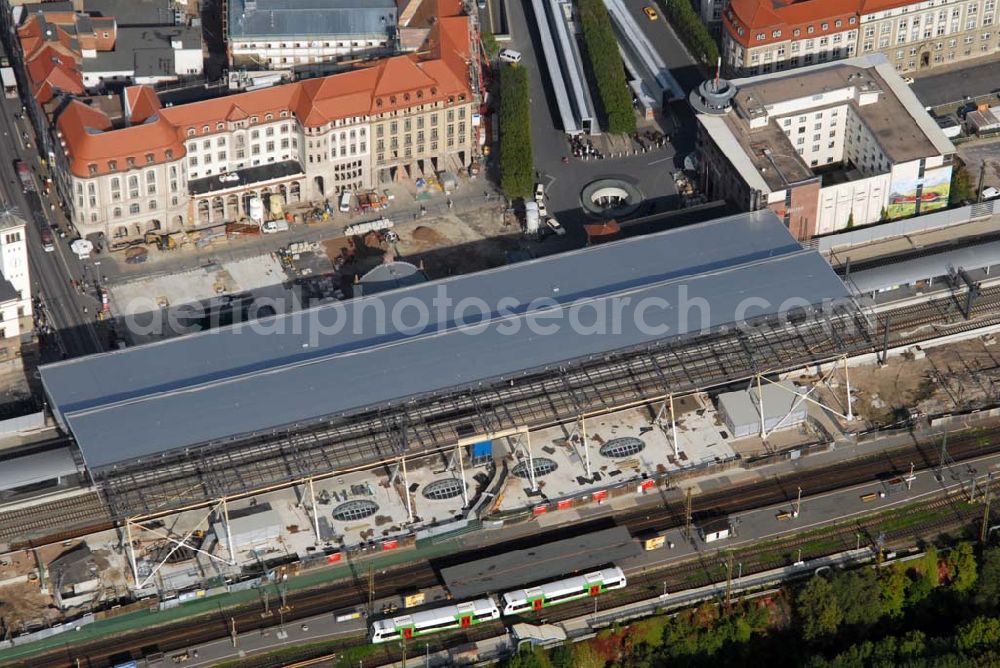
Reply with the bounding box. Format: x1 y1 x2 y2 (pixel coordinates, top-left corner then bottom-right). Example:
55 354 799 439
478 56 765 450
723 0 999 77
49 9 476 245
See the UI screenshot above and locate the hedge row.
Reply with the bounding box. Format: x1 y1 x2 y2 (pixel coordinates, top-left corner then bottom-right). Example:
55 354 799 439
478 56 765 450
499 64 533 200
661 0 720 67
577 0 636 135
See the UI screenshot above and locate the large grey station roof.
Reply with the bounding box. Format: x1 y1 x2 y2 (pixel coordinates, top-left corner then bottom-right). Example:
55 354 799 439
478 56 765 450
39 210 850 470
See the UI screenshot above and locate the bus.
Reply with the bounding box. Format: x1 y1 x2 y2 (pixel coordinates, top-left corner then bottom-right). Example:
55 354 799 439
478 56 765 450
500 566 627 615
370 598 500 643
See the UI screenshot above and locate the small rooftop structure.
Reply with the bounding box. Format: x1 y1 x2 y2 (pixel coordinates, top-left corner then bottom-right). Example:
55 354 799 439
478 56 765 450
211 503 282 551
717 380 808 439
439 527 640 598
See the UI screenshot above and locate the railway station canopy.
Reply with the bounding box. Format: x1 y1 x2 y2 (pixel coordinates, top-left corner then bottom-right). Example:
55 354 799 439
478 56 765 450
440 527 640 598
40 210 853 472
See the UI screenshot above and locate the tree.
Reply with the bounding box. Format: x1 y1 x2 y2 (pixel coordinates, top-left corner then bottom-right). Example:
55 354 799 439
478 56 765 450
974 546 1000 609
832 569 882 627
501 647 548 668
950 162 975 205
577 0 636 134
482 32 500 58
550 644 573 668
797 576 843 641
947 542 978 593
498 64 533 199
845 212 855 229
956 616 1000 653
880 565 909 619
659 0 720 68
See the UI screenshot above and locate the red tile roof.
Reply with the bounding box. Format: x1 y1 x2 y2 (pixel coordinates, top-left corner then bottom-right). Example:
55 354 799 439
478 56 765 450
726 0 861 49
56 14 474 178
124 85 161 124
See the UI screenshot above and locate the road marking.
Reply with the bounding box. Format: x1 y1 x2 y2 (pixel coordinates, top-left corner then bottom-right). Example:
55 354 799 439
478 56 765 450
647 157 672 166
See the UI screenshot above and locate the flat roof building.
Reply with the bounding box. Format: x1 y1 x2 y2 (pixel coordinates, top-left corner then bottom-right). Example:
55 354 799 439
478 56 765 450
227 0 398 70
694 55 955 239
717 380 808 439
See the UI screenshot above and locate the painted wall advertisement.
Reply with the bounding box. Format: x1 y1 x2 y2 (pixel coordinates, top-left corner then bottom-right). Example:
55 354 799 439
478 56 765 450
886 165 952 219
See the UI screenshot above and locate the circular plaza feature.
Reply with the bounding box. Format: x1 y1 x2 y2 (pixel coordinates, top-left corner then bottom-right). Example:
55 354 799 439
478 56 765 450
580 178 644 218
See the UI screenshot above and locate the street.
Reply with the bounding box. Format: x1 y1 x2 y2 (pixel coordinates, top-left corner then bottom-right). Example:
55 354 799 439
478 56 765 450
910 57 1000 107
0 94 104 361
500 0 705 235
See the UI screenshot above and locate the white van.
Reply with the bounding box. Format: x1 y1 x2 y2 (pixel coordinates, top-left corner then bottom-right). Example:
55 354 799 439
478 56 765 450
498 49 522 64
339 191 353 213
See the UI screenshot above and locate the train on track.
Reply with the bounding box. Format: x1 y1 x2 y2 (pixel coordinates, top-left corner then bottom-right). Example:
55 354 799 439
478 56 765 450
370 567 627 643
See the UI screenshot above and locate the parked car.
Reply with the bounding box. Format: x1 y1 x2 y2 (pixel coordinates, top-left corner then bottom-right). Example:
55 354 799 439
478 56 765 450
643 6 658 20
498 49 522 64
534 182 545 202
983 186 1000 201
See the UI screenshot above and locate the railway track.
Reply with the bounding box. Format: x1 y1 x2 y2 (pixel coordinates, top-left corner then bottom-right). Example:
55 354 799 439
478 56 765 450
14 423 1000 668
165 485 990 668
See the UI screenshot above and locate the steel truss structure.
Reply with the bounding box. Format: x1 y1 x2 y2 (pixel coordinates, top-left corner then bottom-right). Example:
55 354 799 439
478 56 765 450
92 307 874 520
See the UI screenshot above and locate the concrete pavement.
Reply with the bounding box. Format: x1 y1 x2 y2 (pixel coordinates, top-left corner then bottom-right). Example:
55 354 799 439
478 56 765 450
0 94 105 361
910 56 1000 107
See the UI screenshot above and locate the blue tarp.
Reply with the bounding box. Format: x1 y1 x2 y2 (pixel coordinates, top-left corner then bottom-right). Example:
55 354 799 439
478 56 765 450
471 441 493 460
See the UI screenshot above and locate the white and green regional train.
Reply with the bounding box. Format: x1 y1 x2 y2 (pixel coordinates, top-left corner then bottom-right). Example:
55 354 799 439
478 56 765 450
370 566 626 643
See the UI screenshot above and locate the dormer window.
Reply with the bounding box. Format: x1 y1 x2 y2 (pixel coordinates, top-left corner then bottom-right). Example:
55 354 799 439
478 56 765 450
216 122 224 130
126 157 136 168
417 89 424 98
108 159 117 170
250 115 258 123
265 113 273 120
390 96 396 104
187 128 195 136
280 110 288 117
88 164 97 175
376 98 383 106
165 149 173 159
145 153 155 164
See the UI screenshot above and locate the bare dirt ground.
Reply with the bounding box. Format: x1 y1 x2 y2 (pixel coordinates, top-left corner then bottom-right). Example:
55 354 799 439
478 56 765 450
842 335 1000 425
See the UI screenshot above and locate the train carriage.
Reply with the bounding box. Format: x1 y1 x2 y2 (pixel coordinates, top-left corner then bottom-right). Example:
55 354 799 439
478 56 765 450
500 566 627 615
370 597 500 643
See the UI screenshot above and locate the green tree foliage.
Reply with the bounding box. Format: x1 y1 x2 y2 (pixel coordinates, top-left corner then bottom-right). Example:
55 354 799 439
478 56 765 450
797 576 843 641
482 32 500 58
659 0 720 67
831 568 882 627
976 546 1000 609
576 0 636 134
956 616 1000 653
950 162 975 205
549 644 573 668
879 565 909 619
499 64 533 200
948 542 978 593
501 647 549 668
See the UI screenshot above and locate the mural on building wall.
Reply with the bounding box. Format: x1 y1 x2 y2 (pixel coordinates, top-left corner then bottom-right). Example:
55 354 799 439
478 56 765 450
886 166 952 219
